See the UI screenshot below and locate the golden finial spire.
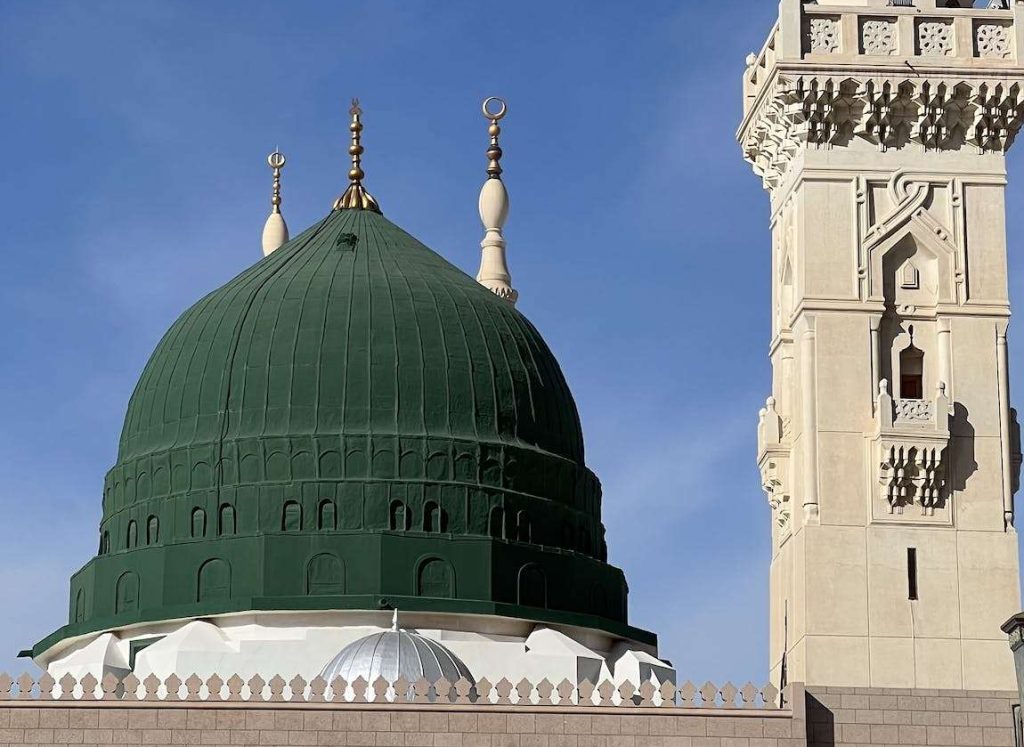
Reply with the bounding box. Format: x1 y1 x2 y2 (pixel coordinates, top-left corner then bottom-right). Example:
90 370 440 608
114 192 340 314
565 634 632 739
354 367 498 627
262 149 290 256
483 96 507 179
333 98 381 213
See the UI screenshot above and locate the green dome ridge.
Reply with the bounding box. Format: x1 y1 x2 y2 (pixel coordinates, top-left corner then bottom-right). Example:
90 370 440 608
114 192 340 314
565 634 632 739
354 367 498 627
37 208 652 657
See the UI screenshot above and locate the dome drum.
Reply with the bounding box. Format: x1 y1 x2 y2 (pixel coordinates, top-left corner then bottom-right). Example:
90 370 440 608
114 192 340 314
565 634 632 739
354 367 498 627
36 209 654 660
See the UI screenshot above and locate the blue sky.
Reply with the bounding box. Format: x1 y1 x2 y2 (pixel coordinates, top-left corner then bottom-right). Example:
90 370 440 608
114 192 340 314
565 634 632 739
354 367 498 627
1 0 1022 684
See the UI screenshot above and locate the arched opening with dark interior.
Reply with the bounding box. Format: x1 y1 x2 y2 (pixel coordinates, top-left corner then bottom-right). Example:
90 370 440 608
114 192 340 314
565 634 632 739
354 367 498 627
389 500 407 531
900 344 925 400
423 501 444 533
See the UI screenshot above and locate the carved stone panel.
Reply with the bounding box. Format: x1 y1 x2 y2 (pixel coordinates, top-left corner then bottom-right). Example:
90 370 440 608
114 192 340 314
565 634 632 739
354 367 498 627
917 20 955 58
806 17 841 55
862 19 897 57
976 22 1011 59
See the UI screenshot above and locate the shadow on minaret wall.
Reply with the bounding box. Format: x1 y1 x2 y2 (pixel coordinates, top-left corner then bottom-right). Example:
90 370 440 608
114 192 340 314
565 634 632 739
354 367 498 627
805 693 835 747
949 402 978 494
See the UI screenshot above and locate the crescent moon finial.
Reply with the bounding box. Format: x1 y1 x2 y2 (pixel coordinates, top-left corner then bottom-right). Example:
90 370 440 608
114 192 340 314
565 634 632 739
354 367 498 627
482 96 508 122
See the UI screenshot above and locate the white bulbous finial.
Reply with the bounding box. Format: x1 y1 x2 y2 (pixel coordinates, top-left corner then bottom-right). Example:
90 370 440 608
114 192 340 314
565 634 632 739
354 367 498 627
476 97 518 305
262 150 290 256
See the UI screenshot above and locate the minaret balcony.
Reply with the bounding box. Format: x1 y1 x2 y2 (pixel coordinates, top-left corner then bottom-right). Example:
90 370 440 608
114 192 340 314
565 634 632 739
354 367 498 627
870 380 951 522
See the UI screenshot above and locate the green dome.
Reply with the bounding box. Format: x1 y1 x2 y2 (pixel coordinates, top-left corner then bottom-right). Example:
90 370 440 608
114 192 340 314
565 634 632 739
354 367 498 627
38 208 652 656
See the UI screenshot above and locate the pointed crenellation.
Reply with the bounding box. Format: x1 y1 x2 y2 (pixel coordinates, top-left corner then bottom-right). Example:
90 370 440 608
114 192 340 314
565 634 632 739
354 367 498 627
333 98 381 214
261 150 289 256
476 97 518 305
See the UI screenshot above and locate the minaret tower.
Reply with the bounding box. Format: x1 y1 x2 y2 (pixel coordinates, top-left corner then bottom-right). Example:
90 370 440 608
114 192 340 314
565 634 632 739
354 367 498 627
741 0 1024 690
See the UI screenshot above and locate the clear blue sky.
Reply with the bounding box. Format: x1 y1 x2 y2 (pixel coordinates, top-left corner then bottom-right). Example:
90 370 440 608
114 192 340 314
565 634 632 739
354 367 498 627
1 0 1022 683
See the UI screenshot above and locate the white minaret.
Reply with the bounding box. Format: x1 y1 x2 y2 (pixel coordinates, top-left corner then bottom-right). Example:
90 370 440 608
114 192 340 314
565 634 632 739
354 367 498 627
742 0 1024 691
261 149 289 256
476 97 518 305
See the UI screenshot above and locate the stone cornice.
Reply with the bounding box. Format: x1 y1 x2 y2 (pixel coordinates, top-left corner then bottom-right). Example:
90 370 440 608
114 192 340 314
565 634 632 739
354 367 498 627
739 69 1024 194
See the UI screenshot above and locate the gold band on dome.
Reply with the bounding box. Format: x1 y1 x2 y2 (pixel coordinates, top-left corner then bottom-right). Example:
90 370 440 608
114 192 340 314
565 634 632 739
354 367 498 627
333 98 382 213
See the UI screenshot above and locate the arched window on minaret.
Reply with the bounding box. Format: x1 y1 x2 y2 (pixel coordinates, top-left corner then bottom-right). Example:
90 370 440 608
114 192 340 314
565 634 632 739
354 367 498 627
899 344 924 400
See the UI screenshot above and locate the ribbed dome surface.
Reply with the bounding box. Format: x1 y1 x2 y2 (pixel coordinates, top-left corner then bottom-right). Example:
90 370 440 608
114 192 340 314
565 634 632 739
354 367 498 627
320 629 474 687
38 207 652 659
117 208 583 466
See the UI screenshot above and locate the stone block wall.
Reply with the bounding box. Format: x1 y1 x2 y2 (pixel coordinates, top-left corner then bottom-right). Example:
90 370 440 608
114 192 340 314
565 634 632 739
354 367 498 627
0 701 807 747
805 687 1018 747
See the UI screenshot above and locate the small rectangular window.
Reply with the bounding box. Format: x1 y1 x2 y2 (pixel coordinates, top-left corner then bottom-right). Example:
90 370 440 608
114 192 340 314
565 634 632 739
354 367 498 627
907 548 918 601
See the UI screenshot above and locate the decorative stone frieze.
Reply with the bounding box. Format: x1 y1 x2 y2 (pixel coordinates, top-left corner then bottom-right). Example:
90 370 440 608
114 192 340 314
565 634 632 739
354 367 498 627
742 74 1024 192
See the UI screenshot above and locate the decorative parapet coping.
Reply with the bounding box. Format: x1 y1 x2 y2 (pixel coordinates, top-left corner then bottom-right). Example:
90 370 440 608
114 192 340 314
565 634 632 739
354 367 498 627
738 0 1024 195
0 672 790 711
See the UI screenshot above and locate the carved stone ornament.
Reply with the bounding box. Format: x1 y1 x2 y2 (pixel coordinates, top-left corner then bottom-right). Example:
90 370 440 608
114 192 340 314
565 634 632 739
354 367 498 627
862 20 897 56
742 75 1024 193
894 398 934 424
808 17 840 55
977 23 1011 59
918 21 954 57
879 442 946 516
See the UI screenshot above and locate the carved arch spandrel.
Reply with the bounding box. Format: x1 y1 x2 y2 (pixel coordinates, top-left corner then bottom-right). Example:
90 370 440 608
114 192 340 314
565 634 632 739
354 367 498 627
863 176 960 306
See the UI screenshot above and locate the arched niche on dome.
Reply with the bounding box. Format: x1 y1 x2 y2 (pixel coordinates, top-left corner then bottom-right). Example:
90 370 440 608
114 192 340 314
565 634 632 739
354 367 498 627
372 448 395 479
73 588 86 624
318 499 336 531
216 457 234 485
516 510 531 543
517 564 547 609
152 467 169 496
239 453 261 483
115 571 139 615
266 452 289 482
218 504 236 536
137 472 151 501
191 462 212 490
171 463 188 493
426 451 448 481
345 447 367 477
191 508 207 539
281 500 302 532
318 450 342 479
425 501 446 533
454 451 476 482
488 505 505 539
197 559 230 603
306 553 345 595
146 515 159 545
416 557 454 599
291 451 314 480
399 450 422 479
126 520 138 550
389 500 408 531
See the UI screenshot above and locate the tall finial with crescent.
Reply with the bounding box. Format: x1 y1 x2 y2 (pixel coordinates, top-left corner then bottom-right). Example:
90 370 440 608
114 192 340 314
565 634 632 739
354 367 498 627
333 98 381 214
261 149 290 256
476 97 518 305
